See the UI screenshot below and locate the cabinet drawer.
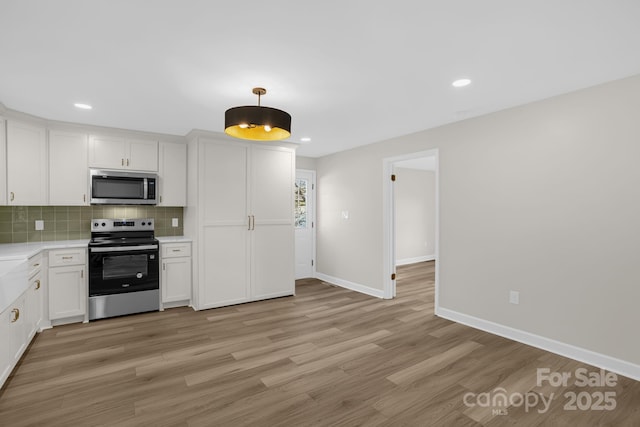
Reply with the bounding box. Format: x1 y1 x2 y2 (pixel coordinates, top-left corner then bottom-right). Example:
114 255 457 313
28 254 43 277
162 243 191 258
48 249 86 267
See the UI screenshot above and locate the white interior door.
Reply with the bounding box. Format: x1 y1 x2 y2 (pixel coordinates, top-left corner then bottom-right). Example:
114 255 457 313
295 170 315 279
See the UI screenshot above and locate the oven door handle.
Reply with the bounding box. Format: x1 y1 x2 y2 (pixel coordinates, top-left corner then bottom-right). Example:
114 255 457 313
90 245 158 253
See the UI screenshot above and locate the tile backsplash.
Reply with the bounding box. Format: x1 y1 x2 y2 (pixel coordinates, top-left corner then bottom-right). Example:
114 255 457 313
0 206 184 244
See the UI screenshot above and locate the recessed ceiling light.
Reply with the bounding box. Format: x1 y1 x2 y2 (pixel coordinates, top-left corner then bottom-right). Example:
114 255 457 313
452 79 471 88
300 137 311 143
74 103 92 110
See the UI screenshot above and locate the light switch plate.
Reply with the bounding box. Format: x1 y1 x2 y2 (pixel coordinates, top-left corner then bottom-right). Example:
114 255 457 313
35 220 44 231
172 218 179 227
509 290 520 305
341 211 349 220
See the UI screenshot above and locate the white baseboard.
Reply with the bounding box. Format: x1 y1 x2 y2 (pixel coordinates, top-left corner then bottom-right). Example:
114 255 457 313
315 273 385 299
436 307 640 382
396 255 435 266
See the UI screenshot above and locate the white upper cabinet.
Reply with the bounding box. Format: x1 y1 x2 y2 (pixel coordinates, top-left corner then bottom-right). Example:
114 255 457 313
7 120 48 205
49 130 89 205
158 142 187 206
0 119 6 205
128 139 159 171
89 135 158 171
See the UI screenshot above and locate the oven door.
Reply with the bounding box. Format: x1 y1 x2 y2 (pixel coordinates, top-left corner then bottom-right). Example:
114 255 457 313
89 246 159 296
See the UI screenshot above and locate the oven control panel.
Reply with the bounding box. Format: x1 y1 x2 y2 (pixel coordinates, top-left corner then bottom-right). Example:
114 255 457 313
91 218 155 232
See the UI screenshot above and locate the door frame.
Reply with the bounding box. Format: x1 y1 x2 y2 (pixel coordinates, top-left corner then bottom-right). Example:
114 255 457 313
382 149 439 305
295 169 317 279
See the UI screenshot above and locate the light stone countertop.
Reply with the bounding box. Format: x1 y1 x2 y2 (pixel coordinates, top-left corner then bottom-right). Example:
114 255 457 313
0 240 90 261
0 237 192 261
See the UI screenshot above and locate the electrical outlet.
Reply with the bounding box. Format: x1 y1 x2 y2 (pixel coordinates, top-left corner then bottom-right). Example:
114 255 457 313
35 220 44 231
172 218 179 227
509 290 520 305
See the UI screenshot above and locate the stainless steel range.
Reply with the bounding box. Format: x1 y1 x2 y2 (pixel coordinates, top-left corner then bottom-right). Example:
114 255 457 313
88 218 160 321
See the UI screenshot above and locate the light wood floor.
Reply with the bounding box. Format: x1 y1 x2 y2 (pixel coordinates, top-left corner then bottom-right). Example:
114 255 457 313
1 261 639 426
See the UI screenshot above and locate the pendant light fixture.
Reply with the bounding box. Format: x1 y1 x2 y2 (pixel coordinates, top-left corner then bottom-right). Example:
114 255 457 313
224 87 291 141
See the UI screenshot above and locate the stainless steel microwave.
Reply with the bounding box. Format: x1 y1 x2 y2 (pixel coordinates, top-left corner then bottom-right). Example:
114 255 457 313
89 169 158 205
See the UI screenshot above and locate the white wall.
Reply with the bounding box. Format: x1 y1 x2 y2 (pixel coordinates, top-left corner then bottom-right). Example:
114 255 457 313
316 74 640 368
296 156 317 170
395 168 435 264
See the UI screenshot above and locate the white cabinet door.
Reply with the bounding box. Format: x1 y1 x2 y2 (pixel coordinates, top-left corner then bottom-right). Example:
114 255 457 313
250 146 295 299
198 141 250 308
7 294 27 362
89 136 157 171
7 120 47 205
128 139 158 171
0 298 27 386
0 118 7 205
158 142 186 206
202 142 248 223
202 226 249 307
26 272 44 339
49 130 89 205
162 257 191 303
89 135 128 169
49 265 86 320
0 306 16 384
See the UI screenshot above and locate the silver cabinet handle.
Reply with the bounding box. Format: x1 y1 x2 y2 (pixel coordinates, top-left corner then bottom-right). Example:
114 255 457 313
35 279 41 290
10 192 15 201
126 158 130 166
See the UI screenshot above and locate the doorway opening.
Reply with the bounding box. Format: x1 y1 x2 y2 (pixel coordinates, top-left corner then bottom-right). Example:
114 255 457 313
294 169 316 279
382 150 439 309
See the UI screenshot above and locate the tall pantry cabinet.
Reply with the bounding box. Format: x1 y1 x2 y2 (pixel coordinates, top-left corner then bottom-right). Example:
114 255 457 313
185 134 296 310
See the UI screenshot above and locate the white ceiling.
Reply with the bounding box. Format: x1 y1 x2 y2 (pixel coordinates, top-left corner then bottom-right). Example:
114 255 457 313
1 1 639 158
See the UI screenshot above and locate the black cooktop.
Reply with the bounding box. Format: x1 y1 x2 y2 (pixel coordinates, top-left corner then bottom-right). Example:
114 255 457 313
89 218 157 248
89 236 159 248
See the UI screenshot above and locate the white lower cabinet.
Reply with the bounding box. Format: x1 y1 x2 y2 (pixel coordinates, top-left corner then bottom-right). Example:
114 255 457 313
0 254 45 388
161 242 192 308
5 293 27 362
0 304 17 384
48 249 87 321
0 288 32 387
26 269 44 339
